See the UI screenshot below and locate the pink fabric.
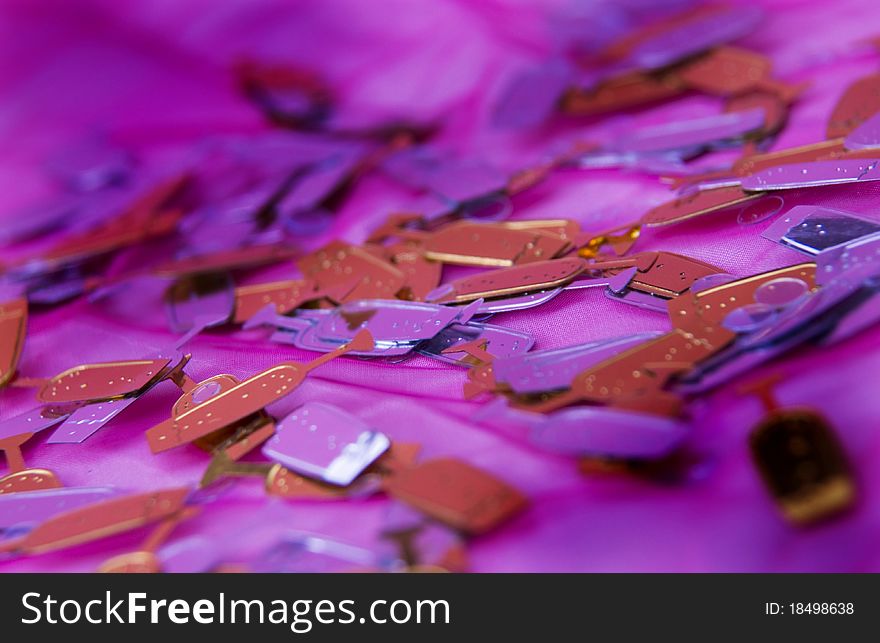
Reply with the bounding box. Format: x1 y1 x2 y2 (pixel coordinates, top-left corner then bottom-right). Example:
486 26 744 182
3 0 880 572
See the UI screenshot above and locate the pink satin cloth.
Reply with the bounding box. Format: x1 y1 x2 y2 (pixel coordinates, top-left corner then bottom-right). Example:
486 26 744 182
2 0 880 572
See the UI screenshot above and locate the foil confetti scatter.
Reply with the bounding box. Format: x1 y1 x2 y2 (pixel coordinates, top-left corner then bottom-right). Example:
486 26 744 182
2 0 880 574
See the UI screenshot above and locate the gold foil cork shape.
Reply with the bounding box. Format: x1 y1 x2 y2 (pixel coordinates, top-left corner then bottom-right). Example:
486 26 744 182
743 376 855 525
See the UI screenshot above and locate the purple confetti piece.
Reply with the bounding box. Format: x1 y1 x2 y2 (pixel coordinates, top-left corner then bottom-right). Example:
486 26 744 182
46 136 133 192
492 59 573 129
822 289 880 345
0 196 80 246
416 321 535 365
384 147 507 203
611 108 765 155
250 532 393 573
277 151 362 216
530 406 689 458
629 6 763 70
262 402 390 486
493 332 663 395
0 487 118 529
47 396 140 444
844 111 880 150
741 159 880 191
473 288 563 315
165 272 235 334
316 299 474 344
158 536 223 573
0 406 71 441
817 230 880 288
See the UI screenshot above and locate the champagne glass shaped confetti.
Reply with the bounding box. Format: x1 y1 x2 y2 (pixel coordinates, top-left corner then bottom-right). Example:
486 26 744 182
670 265 830 391
153 535 223 573
98 506 200 573
314 299 479 346
383 147 509 206
827 73 880 139
669 142 828 194
46 135 133 192
160 255 341 327
508 329 705 417
31 356 178 405
506 403 689 460
417 322 535 366
0 433 63 494
428 252 722 315
492 59 574 130
642 184 762 227
298 240 407 302
733 139 880 176
198 451 370 501
7 352 190 445
0 296 27 389
607 108 766 156
407 221 571 268
145 330 374 454
677 47 799 99
165 272 236 348
511 265 820 415
741 375 855 525
0 196 79 246
0 486 118 533
9 174 187 279
386 242 443 302
191 411 277 462
41 354 192 445
200 436 418 500
0 487 191 555
424 257 589 304
248 531 396 573
761 205 880 255
591 252 726 299
379 502 466 572
562 69 687 117
382 458 527 535
725 90 793 140
89 242 299 301
261 402 390 486
249 298 483 357
231 278 328 323
457 332 665 399
741 158 880 192
0 405 73 442
625 5 763 71
236 58 333 128
844 111 880 150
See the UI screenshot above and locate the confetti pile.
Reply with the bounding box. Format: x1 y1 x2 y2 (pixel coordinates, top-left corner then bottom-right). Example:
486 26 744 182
3 0 880 572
